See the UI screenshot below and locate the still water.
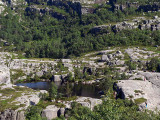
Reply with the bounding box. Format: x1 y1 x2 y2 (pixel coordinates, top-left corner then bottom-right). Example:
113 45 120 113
16 81 100 98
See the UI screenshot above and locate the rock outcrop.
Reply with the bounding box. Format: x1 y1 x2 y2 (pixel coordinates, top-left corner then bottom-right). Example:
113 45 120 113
14 91 40 109
0 110 25 120
25 5 67 20
125 48 159 60
41 97 102 120
76 97 102 110
0 52 75 82
41 105 61 120
111 0 160 12
137 71 160 87
92 16 160 34
115 80 160 111
0 83 42 120
101 50 124 66
0 65 11 84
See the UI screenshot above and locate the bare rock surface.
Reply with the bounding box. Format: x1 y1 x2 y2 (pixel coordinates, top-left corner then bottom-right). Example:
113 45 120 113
125 48 159 60
0 65 10 84
14 92 40 110
116 80 160 111
42 105 60 120
137 71 160 87
76 97 102 110
0 110 25 120
0 84 42 120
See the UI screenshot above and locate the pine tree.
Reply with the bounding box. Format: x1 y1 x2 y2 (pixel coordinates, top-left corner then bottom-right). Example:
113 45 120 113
48 82 57 99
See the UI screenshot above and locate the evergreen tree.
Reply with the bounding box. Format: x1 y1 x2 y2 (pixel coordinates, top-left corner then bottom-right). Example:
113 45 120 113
48 82 57 99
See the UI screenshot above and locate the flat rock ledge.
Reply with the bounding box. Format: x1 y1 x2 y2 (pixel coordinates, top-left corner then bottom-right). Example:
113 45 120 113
116 80 160 111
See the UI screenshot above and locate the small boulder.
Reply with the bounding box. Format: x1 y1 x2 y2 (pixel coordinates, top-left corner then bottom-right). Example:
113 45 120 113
101 55 108 61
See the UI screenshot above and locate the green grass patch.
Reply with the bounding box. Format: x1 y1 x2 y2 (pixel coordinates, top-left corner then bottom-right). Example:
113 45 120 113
134 97 147 104
37 100 66 109
134 90 144 94
59 96 77 101
0 86 34 112
0 88 22 112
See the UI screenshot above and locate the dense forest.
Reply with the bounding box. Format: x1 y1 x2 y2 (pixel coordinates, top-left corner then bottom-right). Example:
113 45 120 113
0 0 160 59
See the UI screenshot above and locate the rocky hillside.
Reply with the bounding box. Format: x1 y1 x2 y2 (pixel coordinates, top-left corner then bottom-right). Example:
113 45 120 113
0 66 41 120
0 45 160 119
1 0 160 119
1 0 160 59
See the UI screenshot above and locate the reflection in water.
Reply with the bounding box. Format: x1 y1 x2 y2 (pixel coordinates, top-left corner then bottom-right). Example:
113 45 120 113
16 81 100 98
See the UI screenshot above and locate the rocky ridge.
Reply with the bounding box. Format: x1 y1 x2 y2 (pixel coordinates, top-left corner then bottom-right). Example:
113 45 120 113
0 46 159 83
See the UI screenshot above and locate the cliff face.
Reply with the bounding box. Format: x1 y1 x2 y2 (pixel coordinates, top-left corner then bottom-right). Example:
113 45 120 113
0 110 25 120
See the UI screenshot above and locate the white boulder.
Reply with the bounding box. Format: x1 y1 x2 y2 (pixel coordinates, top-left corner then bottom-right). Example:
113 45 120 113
41 105 60 120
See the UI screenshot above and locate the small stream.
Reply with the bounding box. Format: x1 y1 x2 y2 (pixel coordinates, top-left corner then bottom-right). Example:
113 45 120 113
16 81 101 98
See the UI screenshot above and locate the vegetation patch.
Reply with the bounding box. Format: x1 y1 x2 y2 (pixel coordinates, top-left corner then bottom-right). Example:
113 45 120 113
37 100 65 109
134 78 143 80
134 97 147 104
10 69 25 83
0 88 22 112
134 90 144 95
0 86 34 112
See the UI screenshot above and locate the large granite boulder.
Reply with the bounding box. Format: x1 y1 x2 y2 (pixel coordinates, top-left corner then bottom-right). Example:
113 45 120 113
41 105 60 120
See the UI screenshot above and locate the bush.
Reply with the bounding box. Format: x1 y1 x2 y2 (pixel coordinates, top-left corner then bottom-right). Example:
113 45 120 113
39 92 48 101
25 106 44 120
125 60 136 70
147 58 160 72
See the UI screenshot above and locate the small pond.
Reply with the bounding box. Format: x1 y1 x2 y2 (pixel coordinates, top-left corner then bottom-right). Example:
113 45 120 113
16 81 101 98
